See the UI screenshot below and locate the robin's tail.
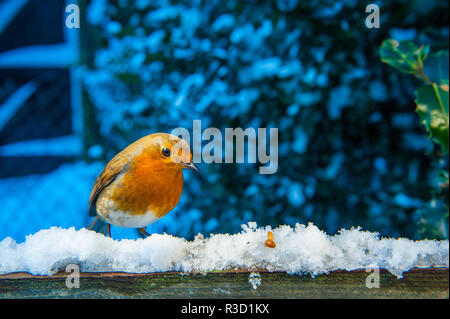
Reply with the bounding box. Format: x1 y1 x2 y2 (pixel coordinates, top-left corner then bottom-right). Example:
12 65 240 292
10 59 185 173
88 217 111 237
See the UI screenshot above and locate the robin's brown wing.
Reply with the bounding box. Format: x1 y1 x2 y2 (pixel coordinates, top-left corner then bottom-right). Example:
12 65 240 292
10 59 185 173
88 153 130 217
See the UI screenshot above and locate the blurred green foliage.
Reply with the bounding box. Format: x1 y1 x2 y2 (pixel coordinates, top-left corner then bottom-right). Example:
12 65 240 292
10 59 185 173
380 39 449 155
380 39 449 238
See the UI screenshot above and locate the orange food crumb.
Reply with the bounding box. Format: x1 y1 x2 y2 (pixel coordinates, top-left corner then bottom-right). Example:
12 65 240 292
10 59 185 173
264 231 276 248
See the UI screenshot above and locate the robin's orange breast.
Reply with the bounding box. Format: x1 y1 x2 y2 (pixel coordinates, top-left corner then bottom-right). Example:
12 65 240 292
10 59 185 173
96 148 184 228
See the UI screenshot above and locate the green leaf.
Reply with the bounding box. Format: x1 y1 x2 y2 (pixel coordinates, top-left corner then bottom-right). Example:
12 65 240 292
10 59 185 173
424 50 449 85
416 204 449 240
415 84 449 154
439 169 449 187
380 39 430 80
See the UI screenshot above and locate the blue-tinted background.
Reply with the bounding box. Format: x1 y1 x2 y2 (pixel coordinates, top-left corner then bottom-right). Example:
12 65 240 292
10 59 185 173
0 0 448 242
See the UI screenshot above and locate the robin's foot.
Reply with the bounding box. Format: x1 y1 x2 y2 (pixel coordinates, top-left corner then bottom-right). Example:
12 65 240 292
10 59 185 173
88 216 99 230
138 227 151 238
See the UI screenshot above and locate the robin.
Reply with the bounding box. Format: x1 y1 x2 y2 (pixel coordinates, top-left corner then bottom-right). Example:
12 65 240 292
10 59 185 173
87 133 199 238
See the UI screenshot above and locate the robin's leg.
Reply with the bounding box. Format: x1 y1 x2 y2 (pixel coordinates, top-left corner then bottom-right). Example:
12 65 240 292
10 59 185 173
88 216 99 230
88 216 111 237
138 227 151 238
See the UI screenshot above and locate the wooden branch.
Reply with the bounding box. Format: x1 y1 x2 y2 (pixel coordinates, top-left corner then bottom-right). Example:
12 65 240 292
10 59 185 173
0 268 448 299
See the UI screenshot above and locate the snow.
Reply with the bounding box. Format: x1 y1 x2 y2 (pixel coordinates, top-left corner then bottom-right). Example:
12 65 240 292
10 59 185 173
0 44 77 68
276 0 298 12
0 81 37 131
0 162 103 242
0 0 28 35
287 182 305 207
393 193 422 209
370 80 388 102
212 14 235 32
292 128 309 154
327 86 352 119
87 0 108 25
0 135 82 157
144 6 180 24
323 153 344 179
249 272 262 289
106 21 122 34
0 222 447 278
389 28 417 41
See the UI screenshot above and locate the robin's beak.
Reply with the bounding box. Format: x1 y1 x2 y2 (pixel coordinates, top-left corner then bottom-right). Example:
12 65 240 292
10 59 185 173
182 162 200 173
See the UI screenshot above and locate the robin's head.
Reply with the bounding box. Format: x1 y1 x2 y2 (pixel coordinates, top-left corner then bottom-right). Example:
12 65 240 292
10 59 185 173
143 133 199 172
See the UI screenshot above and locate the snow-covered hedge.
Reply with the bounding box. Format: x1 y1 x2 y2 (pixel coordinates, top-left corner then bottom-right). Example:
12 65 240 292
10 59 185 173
81 0 449 240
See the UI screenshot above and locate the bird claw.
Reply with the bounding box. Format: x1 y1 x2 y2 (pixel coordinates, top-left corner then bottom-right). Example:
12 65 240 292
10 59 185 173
138 227 151 238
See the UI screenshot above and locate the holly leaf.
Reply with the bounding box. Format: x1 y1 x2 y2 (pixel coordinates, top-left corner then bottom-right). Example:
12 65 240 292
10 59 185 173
424 50 449 86
380 39 430 80
415 84 449 155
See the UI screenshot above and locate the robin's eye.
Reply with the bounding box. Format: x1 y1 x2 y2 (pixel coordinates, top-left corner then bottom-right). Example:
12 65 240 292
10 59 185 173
162 147 170 157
